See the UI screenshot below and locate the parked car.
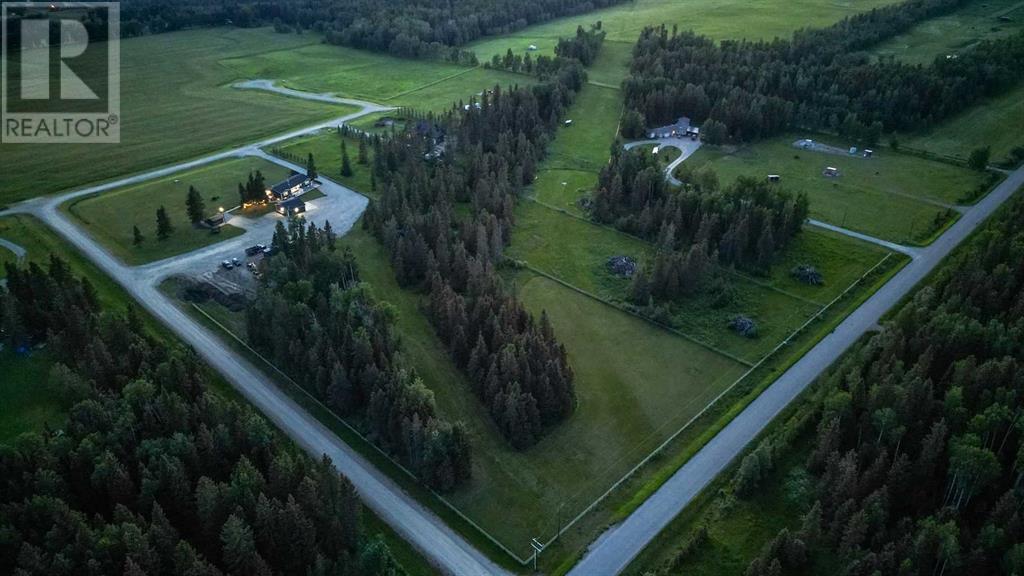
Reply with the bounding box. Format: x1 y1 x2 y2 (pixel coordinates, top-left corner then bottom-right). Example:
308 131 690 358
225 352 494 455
246 262 257 271
245 245 261 256
221 260 233 270
231 257 241 267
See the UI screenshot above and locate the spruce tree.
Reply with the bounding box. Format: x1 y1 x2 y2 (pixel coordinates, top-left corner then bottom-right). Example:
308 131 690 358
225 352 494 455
358 138 369 165
341 141 353 177
132 225 144 246
186 185 205 224
156 206 173 240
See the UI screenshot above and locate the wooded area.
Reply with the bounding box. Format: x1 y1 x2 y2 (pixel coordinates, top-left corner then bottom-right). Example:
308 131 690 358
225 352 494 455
623 0 1024 142
245 220 472 491
592 147 809 304
736 193 1024 575
361 37 597 448
0 258 407 575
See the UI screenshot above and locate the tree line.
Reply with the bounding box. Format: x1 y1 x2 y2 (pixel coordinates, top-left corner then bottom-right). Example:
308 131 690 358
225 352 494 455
623 0 1024 144
245 220 472 491
592 146 809 304
361 50 593 448
736 191 1024 575
15 0 629 63
0 257 408 575
484 23 607 75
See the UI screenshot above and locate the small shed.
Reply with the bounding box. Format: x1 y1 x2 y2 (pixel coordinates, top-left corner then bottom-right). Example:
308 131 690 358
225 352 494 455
767 174 781 183
863 149 874 158
824 166 839 177
564 119 573 126
527 44 539 51
203 213 226 228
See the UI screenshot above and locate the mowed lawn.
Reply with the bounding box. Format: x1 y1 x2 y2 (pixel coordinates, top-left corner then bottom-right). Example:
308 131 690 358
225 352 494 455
686 136 987 245
272 129 377 195
65 157 292 265
333 225 746 558
220 43 536 112
0 28 349 205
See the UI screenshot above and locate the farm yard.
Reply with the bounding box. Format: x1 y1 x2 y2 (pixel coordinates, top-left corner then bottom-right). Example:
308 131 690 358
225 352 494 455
63 157 292 265
684 135 994 245
0 28 351 205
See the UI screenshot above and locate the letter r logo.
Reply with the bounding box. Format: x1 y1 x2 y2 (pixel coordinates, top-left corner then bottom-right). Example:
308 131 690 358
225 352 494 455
20 18 99 100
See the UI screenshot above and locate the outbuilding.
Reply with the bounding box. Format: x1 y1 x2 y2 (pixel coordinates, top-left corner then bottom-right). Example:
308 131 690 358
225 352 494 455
277 197 306 216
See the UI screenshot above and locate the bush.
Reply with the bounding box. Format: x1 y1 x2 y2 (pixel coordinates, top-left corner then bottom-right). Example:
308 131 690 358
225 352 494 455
729 315 758 338
790 264 823 286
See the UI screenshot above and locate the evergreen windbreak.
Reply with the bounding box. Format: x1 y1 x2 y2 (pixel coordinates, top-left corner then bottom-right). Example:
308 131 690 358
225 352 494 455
362 41 594 449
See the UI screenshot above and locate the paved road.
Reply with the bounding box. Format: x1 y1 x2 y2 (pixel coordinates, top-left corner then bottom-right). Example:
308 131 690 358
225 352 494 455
624 137 702 185
568 165 1024 576
1 94 507 576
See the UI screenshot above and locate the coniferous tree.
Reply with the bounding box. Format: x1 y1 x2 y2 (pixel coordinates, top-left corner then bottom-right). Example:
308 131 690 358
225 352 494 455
132 225 144 246
156 205 173 239
186 185 206 224
341 141 353 177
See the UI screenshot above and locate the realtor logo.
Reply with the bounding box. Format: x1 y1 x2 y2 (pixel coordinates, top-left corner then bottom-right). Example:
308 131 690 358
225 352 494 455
2 2 120 143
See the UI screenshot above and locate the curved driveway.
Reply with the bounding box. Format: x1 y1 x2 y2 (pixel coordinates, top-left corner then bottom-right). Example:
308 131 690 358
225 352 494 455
568 165 1024 576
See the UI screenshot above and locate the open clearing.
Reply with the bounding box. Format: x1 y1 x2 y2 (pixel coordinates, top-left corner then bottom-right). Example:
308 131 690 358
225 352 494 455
0 349 65 444
684 135 991 245
0 28 349 205
64 157 291 265
220 43 536 112
902 83 1024 164
872 0 1024 65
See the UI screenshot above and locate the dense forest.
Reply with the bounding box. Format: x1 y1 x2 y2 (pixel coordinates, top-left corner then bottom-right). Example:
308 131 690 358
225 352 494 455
4 0 626 63
0 258 407 576
361 38 595 448
592 146 809 304
732 193 1024 575
245 220 472 491
623 0 1024 143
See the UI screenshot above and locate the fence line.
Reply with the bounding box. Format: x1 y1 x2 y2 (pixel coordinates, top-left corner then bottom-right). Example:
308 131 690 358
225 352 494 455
189 303 534 566
532 251 897 550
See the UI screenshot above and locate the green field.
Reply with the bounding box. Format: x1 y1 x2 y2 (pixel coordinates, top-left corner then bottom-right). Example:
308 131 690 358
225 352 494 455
685 135 989 245
0 349 66 444
467 0 902 79
0 28 351 205
902 83 1024 163
65 157 292 265
272 129 377 195
220 43 536 112
872 0 1024 65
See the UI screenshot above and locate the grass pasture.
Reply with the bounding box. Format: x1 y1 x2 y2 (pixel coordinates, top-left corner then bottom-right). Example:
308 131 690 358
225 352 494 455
872 0 1024 65
0 28 349 205
685 135 988 245
219 44 537 112
902 83 1024 164
65 156 292 265
0 349 66 444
